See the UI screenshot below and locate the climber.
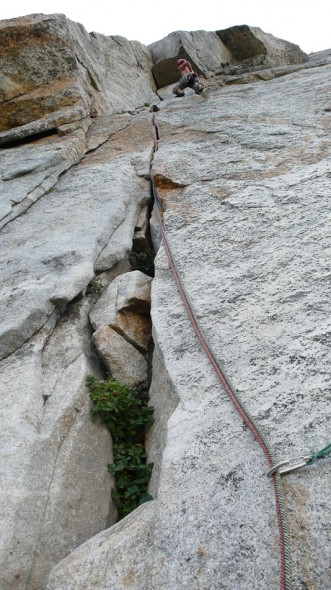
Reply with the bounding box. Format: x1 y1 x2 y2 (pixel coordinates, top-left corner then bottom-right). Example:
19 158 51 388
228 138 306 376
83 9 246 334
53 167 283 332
172 58 206 98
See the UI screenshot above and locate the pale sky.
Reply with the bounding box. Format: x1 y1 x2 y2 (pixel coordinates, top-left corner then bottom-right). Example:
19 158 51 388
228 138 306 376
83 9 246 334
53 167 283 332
0 0 329 54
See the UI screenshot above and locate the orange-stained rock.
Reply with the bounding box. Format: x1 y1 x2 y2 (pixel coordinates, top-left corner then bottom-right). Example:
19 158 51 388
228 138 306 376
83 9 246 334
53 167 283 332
0 13 157 144
113 310 152 352
0 15 89 134
89 270 153 352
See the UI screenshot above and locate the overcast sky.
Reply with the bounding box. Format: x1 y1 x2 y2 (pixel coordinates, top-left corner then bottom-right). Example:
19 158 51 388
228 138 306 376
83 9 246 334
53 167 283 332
0 0 329 54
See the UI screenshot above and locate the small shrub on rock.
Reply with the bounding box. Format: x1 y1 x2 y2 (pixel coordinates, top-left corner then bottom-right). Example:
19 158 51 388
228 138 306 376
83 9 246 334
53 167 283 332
86 376 154 518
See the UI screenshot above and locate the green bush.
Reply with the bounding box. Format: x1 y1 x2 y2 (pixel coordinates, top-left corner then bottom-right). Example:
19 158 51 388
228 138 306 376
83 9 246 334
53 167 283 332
86 278 102 294
87 376 154 518
129 249 155 277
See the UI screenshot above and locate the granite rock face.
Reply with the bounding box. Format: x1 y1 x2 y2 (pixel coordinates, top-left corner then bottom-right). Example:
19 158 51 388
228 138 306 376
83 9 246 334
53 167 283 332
149 26 307 88
149 30 233 87
217 24 307 67
47 502 156 590
0 97 154 587
47 49 331 590
0 13 158 144
0 33 156 590
0 298 114 590
0 128 87 228
1 11 330 590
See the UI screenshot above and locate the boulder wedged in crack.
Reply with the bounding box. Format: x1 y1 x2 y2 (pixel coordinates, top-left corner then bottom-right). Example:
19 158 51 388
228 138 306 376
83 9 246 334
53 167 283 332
44 338 179 590
1 12 331 590
90 270 153 386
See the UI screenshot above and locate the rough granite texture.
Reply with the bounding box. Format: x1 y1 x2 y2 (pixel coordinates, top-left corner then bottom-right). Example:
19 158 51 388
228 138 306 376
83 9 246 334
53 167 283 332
0 11 330 590
0 299 114 590
0 13 158 143
0 109 154 588
149 26 307 88
0 113 153 361
47 50 331 590
148 56 331 590
217 25 307 65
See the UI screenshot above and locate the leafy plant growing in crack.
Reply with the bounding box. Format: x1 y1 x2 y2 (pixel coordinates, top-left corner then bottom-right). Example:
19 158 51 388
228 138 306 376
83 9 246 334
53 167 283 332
129 249 155 277
86 375 154 519
86 278 103 294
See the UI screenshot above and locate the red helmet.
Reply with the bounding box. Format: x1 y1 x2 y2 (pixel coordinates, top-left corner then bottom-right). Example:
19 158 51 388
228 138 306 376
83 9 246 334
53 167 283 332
177 59 186 66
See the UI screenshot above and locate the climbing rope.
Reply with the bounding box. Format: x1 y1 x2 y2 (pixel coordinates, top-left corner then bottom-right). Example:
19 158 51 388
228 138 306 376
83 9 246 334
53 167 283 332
152 187 292 590
151 118 329 590
151 118 293 588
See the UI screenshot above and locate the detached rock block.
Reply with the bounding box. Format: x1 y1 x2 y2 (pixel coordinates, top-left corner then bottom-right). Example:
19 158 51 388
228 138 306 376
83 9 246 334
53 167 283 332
132 205 151 253
46 502 156 590
90 271 152 352
115 311 152 352
116 270 152 316
90 271 152 385
93 326 148 387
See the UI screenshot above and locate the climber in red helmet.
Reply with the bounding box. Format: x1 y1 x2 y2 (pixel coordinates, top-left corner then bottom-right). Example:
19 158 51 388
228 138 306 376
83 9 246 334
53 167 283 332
173 58 206 98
